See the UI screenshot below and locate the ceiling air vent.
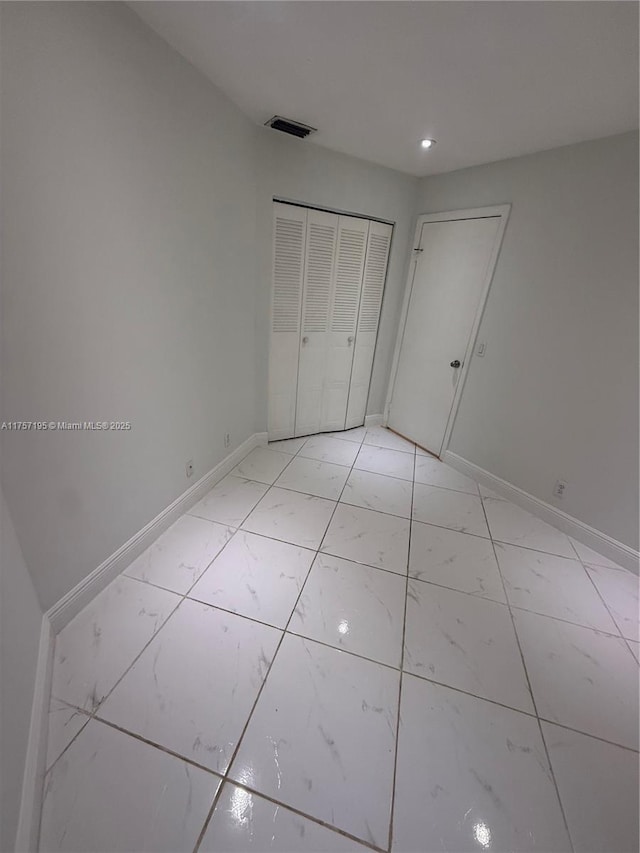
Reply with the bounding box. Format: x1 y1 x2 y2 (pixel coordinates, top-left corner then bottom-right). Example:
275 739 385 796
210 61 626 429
265 116 317 139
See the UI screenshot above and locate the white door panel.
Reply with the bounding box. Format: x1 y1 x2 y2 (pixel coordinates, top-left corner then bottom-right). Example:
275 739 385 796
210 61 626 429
389 216 501 455
323 216 370 431
268 203 306 440
346 222 392 429
295 209 338 436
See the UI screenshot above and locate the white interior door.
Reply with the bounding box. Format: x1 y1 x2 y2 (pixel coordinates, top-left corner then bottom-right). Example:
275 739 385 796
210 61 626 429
323 215 370 431
346 221 392 429
268 203 306 440
388 215 501 456
295 209 338 437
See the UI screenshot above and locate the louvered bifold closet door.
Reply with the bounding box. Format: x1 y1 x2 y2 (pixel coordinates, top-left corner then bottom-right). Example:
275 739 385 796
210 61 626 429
345 220 393 428
268 203 307 439
322 215 370 431
295 209 338 437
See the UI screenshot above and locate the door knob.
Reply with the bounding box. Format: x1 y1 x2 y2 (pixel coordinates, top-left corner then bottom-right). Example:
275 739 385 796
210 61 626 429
450 359 461 368
302 336 309 345
348 336 355 346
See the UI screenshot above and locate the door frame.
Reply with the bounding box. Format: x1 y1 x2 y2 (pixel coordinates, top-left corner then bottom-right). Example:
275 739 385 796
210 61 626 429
384 204 511 457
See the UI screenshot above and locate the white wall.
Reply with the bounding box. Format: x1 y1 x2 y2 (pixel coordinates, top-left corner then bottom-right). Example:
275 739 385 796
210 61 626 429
254 127 417 426
414 132 639 550
0 491 43 852
1 3 260 609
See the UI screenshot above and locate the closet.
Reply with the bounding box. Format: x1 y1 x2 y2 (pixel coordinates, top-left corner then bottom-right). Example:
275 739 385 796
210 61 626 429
268 201 392 440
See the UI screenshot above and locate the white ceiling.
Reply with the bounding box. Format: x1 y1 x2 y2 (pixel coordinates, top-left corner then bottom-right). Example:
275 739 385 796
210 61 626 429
132 1 638 177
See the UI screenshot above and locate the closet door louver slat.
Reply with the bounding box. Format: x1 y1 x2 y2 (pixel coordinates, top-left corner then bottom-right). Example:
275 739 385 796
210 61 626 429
268 203 307 439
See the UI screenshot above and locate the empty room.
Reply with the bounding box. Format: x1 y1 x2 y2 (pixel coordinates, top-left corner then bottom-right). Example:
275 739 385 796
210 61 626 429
1 2 638 852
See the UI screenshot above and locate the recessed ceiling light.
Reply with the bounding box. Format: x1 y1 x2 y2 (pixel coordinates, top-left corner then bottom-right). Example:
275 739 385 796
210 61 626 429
420 138 436 150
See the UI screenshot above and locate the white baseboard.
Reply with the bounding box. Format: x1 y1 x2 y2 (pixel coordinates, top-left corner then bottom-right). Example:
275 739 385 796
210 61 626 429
364 413 383 427
46 432 267 633
444 451 639 575
14 616 54 853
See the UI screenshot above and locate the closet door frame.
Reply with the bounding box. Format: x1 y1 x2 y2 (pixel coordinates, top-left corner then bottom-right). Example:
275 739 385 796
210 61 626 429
269 198 394 440
384 204 511 455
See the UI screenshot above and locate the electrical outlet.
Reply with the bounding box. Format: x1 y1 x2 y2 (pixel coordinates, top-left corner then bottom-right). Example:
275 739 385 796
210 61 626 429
224 433 231 449
186 460 194 478
553 479 567 499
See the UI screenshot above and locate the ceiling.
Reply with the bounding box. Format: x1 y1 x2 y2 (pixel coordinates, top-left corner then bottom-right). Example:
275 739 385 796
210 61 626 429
132 1 639 177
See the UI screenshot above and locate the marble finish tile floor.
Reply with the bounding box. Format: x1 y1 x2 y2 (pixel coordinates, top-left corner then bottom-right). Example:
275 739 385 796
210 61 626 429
40 427 639 853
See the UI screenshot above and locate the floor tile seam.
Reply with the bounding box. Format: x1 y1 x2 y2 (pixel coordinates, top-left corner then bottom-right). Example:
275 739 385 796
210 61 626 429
184 451 327 853
480 498 576 852
55 620 638 752
134 444 302 602
300 547 409 579
362 440 416 456
270 478 352 503
410 516 492 542
575 554 639 651
354 463 414 483
237 464 501 505
388 453 416 852
565 534 635 575
413 479 480 497
315 445 372 557
338 494 412 521
43 590 187 776
292 452 356 470
50 672 640 792
282 446 400 852
478 489 582 562
284 628 401 673
501 600 635 642
408 573 629 638
536 716 640 754
210 496 334 815
492 537 584 562
192 781 225 853
210 778 388 853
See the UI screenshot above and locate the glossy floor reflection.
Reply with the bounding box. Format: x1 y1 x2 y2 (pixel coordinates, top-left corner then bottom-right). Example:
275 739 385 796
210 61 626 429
40 427 639 852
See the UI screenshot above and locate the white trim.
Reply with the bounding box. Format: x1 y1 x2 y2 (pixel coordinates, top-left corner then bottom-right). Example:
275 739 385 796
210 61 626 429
14 616 54 853
444 450 639 575
46 432 267 633
364 413 383 427
384 205 511 454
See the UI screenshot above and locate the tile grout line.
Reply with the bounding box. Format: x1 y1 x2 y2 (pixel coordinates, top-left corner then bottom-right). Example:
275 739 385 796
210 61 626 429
386 442 415 852
89 714 388 853
192 427 370 851
567 539 640 664
56 664 640 758
403 573 631 639
478 490 576 853
184 443 316 853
